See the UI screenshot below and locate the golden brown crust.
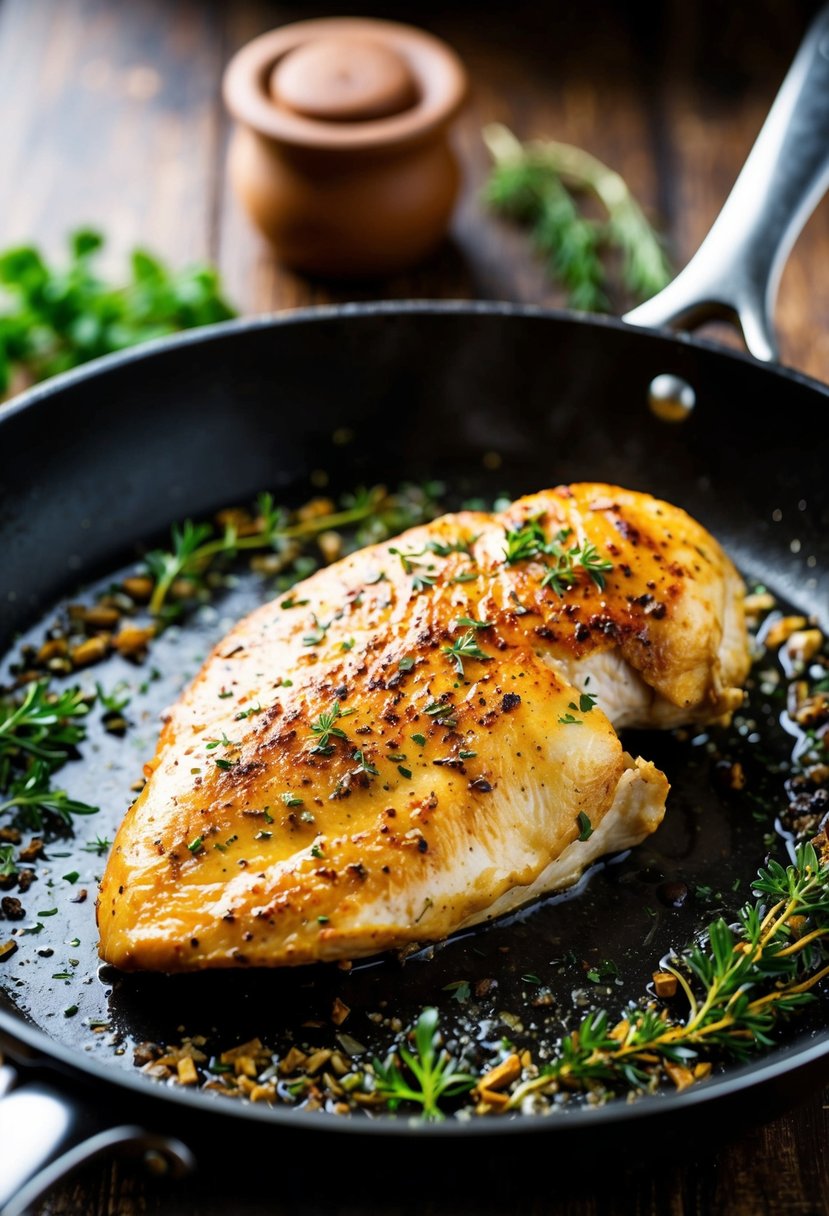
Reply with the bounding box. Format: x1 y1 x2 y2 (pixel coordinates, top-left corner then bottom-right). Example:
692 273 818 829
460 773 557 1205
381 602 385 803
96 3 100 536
98 483 747 971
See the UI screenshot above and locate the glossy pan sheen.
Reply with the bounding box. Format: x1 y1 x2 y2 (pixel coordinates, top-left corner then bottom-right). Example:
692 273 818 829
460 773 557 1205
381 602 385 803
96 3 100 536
1 303 829 1161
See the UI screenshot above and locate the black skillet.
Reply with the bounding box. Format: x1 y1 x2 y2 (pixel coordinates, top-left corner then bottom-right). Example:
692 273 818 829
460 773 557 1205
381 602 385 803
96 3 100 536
2 9 829 1214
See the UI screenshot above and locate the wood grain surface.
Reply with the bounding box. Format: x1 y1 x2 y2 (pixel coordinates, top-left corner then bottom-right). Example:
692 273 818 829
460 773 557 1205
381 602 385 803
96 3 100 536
1 0 828 1212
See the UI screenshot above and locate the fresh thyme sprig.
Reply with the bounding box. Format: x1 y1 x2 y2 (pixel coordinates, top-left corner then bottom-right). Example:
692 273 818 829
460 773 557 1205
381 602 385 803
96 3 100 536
0 682 98 828
0 843 17 879
503 519 613 592
144 484 444 618
504 841 829 1107
483 124 671 312
0 681 90 772
308 701 355 756
442 629 492 678
372 1008 478 1120
0 762 98 828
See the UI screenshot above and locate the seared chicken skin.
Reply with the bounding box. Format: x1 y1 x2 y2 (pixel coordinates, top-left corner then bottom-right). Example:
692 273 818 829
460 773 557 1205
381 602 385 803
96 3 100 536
98 484 749 971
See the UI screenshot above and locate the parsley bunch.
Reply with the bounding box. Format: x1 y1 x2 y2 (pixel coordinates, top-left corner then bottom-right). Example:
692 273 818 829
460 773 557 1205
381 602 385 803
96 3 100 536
0 229 235 395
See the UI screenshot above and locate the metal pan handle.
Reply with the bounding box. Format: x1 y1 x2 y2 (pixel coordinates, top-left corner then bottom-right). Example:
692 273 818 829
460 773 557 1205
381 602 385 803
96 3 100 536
0 1063 194 1216
624 3 829 362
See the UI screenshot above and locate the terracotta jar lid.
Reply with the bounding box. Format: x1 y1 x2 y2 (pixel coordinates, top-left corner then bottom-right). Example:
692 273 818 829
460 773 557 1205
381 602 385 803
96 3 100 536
223 17 466 151
270 38 419 123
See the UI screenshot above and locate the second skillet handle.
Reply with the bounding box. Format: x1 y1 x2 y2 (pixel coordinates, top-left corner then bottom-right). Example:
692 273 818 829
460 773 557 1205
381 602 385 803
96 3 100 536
0 1063 194 1216
624 4 829 362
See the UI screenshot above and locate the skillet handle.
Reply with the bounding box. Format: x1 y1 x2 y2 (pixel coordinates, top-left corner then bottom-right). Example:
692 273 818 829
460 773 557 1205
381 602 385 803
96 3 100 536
0 1063 194 1216
624 4 829 362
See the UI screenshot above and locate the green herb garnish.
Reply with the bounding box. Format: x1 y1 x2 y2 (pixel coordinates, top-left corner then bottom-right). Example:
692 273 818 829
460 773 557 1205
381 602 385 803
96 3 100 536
372 1008 477 1121
505 842 829 1105
442 630 492 678
0 229 235 397
576 811 593 840
483 124 670 312
309 701 354 755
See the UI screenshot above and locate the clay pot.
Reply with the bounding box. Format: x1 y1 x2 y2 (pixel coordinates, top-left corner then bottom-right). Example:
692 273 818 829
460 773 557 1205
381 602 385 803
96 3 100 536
222 18 467 278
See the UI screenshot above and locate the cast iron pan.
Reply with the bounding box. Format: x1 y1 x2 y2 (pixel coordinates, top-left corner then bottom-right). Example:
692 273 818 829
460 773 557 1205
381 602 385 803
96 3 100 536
2 8 829 1214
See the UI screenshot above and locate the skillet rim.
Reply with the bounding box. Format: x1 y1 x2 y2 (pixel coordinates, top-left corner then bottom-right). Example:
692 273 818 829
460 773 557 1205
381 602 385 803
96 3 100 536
2 298 829 1137
2 299 829 426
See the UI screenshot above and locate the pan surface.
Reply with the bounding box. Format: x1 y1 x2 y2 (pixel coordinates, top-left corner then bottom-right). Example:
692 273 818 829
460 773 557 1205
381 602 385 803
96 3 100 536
2 302 829 1140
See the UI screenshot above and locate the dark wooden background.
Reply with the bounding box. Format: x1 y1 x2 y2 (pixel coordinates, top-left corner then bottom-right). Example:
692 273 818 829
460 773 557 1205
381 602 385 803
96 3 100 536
2 0 829 1211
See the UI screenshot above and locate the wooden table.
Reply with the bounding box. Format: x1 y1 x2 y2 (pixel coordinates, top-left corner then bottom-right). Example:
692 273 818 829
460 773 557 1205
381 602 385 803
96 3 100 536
2 0 828 1211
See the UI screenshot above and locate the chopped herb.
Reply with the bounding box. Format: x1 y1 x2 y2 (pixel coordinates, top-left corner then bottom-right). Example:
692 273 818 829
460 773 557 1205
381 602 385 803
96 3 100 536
281 792 304 808
317 915 330 924
443 980 471 1004
454 616 492 630
412 734 427 748
442 631 492 677
38 908 58 917
451 571 479 584
398 765 413 780
459 749 477 760
62 871 80 884
218 690 234 699
309 701 354 753
63 1005 79 1018
0 844 17 880
234 704 262 720
576 811 593 840
389 547 425 574
81 835 112 855
311 843 324 859
577 692 598 713
428 536 476 557
95 681 131 714
586 960 619 984
399 657 415 672
352 750 379 777
340 638 355 652
558 712 582 725
302 620 329 647
424 701 458 730
214 757 236 771
281 595 309 609
521 973 542 985
187 836 204 854
412 572 437 594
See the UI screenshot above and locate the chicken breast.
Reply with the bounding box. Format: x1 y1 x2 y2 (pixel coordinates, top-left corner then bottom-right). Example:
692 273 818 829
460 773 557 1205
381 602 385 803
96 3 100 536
98 483 748 971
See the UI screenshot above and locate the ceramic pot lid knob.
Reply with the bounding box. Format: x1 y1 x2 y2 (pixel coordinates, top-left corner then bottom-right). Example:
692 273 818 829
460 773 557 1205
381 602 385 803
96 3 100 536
270 38 419 123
